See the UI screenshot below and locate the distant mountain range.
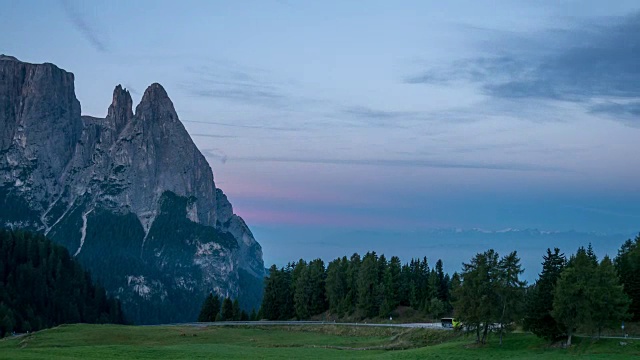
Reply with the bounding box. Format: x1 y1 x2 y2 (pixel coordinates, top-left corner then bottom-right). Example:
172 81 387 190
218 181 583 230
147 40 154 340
0 55 264 324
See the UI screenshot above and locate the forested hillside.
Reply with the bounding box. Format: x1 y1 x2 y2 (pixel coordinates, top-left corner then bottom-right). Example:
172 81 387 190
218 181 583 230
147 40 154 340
0 229 126 337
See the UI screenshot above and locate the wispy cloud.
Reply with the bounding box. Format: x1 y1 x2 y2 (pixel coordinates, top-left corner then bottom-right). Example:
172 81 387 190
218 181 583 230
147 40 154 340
190 133 238 139
201 148 228 163
406 11 640 123
230 155 566 172
340 106 422 128
59 0 108 52
590 101 640 125
181 63 288 108
183 119 302 131
123 84 139 96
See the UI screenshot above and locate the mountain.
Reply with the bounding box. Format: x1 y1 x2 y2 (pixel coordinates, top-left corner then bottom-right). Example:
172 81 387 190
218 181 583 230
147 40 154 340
0 55 264 324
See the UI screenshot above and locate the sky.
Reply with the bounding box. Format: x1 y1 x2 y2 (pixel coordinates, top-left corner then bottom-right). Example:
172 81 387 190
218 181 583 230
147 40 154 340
2 0 640 277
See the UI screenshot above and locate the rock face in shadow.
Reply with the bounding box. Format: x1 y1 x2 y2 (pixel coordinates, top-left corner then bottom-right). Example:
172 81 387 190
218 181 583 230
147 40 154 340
0 55 264 324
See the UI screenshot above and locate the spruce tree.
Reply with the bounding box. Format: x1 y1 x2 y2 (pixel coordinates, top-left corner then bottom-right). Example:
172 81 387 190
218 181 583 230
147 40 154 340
523 248 566 341
435 259 448 302
326 257 348 315
552 247 597 346
590 256 630 337
380 256 401 316
221 297 234 321
357 252 380 318
307 259 327 316
496 251 526 345
232 298 241 321
615 234 640 320
344 253 361 314
260 265 280 320
197 293 221 322
293 260 310 319
454 249 500 344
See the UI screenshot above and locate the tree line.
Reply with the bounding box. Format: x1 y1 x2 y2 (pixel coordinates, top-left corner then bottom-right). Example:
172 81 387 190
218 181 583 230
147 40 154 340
197 293 256 322
259 252 455 321
256 234 640 346
0 229 126 337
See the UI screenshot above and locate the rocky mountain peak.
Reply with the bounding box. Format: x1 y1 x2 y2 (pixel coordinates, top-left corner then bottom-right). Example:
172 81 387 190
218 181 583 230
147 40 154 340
135 83 178 122
0 56 265 324
0 54 19 61
107 85 134 132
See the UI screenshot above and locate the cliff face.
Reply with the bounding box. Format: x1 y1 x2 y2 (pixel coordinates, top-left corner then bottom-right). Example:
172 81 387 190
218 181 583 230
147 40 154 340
0 55 264 324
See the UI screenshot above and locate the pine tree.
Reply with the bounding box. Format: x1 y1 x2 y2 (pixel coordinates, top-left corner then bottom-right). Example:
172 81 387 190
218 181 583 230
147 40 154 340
435 259 448 302
307 259 327 316
344 253 361 314
380 256 401 316
232 298 241 321
454 249 500 344
552 247 597 346
260 264 294 320
496 251 526 345
357 252 380 318
615 234 640 320
260 265 280 320
523 248 566 341
325 258 346 314
279 263 295 319
590 256 630 337
197 293 221 322
398 263 412 306
427 297 445 319
221 297 234 321
293 260 310 319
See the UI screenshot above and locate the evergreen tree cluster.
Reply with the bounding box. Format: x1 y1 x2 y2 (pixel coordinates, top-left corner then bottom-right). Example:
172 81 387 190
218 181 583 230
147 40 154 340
453 250 526 345
551 246 630 346
522 244 632 347
260 252 454 320
455 244 630 346
197 293 252 322
0 229 126 337
614 234 640 321
256 235 639 347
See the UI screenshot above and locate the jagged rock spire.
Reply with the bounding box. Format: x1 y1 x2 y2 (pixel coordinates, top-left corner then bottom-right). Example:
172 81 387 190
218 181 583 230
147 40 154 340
107 84 133 133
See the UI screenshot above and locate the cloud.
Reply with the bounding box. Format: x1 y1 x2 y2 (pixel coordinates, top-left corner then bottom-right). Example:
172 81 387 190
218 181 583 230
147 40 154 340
201 148 228 163
59 0 108 52
182 119 301 131
406 11 640 121
340 106 422 128
230 155 566 172
589 101 640 124
181 63 288 108
123 84 139 95
343 106 418 120
190 133 238 139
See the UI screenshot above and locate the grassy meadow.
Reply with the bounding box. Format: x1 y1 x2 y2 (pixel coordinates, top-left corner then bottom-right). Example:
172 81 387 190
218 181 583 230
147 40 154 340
0 324 638 359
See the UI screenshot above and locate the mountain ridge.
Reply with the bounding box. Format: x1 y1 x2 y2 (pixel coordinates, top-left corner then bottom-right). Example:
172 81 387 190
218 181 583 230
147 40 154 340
0 55 264 323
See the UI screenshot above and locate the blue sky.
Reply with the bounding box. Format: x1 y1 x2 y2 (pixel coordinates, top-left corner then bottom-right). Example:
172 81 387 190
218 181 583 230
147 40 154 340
2 0 640 274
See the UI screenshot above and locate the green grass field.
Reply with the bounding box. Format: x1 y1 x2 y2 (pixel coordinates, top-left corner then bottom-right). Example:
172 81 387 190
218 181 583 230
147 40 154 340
0 324 638 359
